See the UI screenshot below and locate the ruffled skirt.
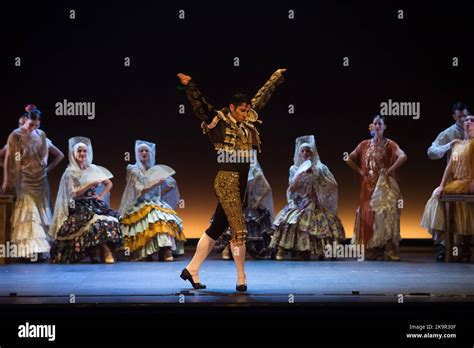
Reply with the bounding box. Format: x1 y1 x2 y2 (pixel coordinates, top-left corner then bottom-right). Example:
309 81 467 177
270 201 345 256
120 199 185 260
50 198 122 263
11 191 52 258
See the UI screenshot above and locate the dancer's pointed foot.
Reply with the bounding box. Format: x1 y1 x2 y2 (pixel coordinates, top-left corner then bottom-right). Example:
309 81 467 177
384 241 401 262
384 250 401 262
222 246 231 260
101 244 115 264
236 274 247 292
163 248 174 262
180 268 206 289
276 247 285 261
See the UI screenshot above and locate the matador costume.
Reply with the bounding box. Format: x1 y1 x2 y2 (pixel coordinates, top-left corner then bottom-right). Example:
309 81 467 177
183 71 284 245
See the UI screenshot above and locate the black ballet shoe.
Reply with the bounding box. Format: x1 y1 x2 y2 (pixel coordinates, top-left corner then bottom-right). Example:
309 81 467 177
180 268 206 289
436 245 445 262
236 275 247 292
236 284 247 292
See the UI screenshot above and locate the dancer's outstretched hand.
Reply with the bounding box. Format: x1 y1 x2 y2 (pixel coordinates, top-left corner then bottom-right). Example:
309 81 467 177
276 68 287 74
177 73 192 86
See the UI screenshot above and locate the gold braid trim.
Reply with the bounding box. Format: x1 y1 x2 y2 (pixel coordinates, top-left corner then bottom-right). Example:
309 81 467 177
214 143 253 153
123 221 186 252
121 204 179 225
214 171 247 245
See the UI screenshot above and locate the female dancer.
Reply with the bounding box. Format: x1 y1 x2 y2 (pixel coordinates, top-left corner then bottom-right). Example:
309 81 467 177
270 135 345 260
1 105 63 260
50 137 122 263
346 116 407 261
422 115 474 262
119 140 185 261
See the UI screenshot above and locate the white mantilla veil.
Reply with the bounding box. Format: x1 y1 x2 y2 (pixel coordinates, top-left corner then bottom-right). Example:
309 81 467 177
292 135 319 171
248 158 274 220
289 135 339 215
120 140 154 214
135 140 156 172
69 136 93 170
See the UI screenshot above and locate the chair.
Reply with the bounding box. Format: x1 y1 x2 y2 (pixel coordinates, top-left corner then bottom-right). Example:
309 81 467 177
439 194 474 262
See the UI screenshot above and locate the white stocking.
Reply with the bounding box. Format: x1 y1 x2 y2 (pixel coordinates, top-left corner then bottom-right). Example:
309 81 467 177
230 241 247 285
185 233 216 282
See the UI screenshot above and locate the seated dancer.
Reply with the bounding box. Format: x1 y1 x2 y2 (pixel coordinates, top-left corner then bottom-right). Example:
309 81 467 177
346 116 407 261
50 137 122 263
215 159 275 260
421 115 474 262
426 101 469 261
270 135 345 260
119 140 185 261
177 68 286 291
1 105 64 261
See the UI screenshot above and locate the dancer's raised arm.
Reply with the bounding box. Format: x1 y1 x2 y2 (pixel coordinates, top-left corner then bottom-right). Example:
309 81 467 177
177 73 215 123
251 68 286 112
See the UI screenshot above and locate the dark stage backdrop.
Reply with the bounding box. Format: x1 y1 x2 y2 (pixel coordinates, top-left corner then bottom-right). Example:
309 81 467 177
1 1 473 238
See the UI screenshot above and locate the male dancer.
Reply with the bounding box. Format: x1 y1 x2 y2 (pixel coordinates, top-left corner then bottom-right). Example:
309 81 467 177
426 101 469 261
177 68 286 291
427 101 469 160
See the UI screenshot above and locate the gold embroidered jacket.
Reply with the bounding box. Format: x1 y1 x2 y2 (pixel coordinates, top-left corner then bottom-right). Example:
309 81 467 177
184 71 284 153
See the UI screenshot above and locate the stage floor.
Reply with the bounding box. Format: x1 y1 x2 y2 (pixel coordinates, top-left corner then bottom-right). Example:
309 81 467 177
0 247 473 305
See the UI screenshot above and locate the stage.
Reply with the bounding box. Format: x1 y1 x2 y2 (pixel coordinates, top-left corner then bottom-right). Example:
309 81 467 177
0 246 473 305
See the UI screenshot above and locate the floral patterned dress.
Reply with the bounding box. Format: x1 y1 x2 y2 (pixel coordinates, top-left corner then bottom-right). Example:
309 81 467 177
50 186 122 263
353 138 400 247
270 164 345 257
422 139 474 236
